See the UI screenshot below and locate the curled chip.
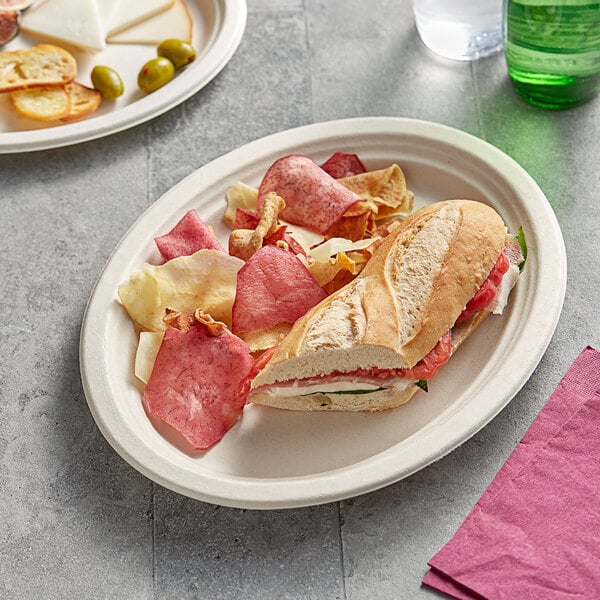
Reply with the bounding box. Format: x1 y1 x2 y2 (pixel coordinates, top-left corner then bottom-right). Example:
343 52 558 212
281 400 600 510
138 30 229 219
163 308 227 336
228 192 286 261
301 236 381 293
338 164 414 221
326 201 375 241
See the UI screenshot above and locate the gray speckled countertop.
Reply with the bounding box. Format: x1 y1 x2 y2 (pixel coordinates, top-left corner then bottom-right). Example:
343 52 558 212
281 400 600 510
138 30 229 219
1 1 599 598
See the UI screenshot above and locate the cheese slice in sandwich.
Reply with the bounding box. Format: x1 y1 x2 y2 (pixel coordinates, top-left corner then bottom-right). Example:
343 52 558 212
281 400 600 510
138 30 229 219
21 0 105 52
249 199 524 412
107 0 174 37
107 0 192 45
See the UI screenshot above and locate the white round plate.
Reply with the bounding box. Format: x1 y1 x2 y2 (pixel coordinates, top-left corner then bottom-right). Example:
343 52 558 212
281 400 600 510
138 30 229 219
80 117 566 509
0 0 246 153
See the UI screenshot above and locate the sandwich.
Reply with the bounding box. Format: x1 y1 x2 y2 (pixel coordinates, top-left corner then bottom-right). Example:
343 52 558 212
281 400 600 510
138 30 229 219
248 199 525 411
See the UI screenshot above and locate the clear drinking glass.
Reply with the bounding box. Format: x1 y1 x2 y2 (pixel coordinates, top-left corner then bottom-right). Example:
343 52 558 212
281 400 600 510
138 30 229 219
413 0 503 61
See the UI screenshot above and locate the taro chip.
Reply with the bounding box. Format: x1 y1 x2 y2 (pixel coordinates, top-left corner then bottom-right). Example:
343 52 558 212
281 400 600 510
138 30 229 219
134 331 164 384
338 164 414 221
279 222 324 256
228 192 286 261
304 237 380 291
118 249 244 331
143 323 254 451
320 151 367 178
263 225 307 257
326 202 374 241
225 181 259 228
232 245 327 334
257 154 363 235
234 208 260 230
238 322 292 355
154 209 224 262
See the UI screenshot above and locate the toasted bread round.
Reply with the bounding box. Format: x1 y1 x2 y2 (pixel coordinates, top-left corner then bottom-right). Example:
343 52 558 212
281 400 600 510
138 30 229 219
61 82 102 122
11 85 71 121
0 43 77 93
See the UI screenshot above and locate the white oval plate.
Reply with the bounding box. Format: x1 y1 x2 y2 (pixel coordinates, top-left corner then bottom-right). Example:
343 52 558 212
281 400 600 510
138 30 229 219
80 117 566 509
0 0 246 153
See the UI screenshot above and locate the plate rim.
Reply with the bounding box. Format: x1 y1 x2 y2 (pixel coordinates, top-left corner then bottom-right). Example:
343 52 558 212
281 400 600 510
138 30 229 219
80 116 567 509
0 0 247 154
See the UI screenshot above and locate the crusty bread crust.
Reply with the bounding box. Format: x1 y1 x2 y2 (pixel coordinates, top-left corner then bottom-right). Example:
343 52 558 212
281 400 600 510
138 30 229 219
250 200 506 402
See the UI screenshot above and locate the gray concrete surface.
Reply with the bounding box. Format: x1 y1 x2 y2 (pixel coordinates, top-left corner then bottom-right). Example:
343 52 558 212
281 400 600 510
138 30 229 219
1 1 598 598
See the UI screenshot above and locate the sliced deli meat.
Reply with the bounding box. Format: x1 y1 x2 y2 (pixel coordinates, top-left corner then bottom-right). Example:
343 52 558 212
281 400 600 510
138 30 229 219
232 245 327 334
257 154 363 236
143 323 254 450
154 209 224 261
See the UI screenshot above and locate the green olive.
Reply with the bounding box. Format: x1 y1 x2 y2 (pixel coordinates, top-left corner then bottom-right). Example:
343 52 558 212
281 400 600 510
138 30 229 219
90 65 124 100
157 39 197 70
137 57 175 93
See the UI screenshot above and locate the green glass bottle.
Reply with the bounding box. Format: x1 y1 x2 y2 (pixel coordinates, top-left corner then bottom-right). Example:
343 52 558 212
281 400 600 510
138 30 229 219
504 0 600 109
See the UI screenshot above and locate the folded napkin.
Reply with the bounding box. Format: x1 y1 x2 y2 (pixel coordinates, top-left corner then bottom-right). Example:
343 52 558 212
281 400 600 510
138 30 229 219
423 346 600 600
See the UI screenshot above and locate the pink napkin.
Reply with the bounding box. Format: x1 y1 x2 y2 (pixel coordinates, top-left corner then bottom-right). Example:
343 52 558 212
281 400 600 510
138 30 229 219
422 346 600 600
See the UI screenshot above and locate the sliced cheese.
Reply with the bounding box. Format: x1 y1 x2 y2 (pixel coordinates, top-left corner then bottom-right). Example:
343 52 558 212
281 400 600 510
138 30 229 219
20 0 106 52
107 0 192 44
96 0 121 32
107 0 174 37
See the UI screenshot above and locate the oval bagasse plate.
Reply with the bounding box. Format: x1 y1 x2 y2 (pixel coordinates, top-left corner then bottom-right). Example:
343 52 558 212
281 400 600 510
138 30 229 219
80 117 566 509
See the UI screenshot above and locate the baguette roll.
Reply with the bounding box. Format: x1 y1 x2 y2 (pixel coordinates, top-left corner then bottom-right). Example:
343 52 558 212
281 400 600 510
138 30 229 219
249 200 518 412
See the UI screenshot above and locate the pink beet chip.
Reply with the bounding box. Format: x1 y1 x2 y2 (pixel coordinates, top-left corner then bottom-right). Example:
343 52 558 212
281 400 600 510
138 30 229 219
232 245 327 334
143 324 254 450
234 208 261 230
154 209 224 261
257 154 363 235
320 152 367 178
